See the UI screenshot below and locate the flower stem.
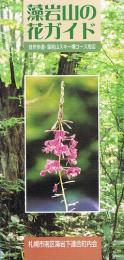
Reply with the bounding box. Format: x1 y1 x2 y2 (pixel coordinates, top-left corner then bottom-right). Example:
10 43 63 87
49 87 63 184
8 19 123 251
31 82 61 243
57 82 68 211
58 170 68 212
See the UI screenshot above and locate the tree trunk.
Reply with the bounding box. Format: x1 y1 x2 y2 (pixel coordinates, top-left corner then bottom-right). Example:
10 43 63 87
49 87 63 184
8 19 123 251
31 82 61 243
58 54 78 74
0 10 6 49
0 79 24 180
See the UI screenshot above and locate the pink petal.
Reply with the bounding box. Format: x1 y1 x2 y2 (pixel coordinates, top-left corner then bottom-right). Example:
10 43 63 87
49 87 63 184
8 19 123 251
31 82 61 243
40 171 46 176
53 183 58 193
64 167 81 177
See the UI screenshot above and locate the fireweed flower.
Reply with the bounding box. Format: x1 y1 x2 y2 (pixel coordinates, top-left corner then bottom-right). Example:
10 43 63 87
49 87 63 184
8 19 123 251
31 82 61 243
53 183 58 193
40 129 81 211
64 167 81 178
40 159 63 176
40 81 81 212
41 130 80 177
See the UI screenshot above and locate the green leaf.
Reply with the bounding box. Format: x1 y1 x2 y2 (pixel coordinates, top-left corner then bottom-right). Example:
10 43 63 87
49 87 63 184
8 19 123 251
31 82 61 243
102 223 112 242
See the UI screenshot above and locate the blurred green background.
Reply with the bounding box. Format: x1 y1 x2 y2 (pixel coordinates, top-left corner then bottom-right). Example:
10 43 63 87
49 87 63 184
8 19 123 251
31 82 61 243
26 76 98 212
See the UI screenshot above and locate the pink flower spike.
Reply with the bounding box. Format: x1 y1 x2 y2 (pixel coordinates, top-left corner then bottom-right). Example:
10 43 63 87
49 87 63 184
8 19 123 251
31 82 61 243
53 183 58 193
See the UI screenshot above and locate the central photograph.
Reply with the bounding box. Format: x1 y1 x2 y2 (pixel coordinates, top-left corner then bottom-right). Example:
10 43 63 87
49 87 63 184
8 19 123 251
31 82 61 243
25 75 99 212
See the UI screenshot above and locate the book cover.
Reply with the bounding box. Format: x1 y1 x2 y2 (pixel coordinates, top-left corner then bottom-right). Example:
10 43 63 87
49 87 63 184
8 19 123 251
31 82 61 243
0 0 124 259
